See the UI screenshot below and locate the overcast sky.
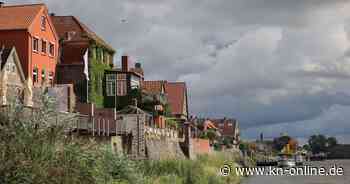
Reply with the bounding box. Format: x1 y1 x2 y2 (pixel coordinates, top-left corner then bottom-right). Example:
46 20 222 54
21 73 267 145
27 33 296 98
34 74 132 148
11 0 350 143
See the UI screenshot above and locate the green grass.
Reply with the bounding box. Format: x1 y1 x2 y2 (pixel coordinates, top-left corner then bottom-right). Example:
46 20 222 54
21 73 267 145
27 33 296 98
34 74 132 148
137 152 241 184
0 95 242 184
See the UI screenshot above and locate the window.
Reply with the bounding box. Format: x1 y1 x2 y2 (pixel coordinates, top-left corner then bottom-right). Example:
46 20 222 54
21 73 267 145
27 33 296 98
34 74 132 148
48 72 54 85
49 43 54 56
11 65 15 72
41 16 46 30
106 81 116 96
41 40 47 53
41 69 46 82
101 51 104 63
117 74 127 96
106 74 116 96
33 67 38 83
33 38 39 52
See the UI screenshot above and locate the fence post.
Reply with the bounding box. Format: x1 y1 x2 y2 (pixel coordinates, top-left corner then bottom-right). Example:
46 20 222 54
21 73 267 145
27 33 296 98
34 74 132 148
98 119 100 136
107 120 110 136
92 117 95 136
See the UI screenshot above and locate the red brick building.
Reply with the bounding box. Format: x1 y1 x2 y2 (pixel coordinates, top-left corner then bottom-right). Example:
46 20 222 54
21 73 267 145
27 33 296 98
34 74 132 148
0 3 59 86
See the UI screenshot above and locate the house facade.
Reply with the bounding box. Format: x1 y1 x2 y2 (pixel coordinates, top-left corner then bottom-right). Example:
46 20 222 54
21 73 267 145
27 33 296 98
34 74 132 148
51 15 115 106
104 55 144 109
212 118 240 147
164 82 189 122
141 80 168 128
0 46 32 106
0 3 59 87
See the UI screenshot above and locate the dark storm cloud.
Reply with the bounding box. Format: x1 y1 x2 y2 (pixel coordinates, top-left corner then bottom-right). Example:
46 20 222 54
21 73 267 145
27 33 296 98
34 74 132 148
9 0 350 142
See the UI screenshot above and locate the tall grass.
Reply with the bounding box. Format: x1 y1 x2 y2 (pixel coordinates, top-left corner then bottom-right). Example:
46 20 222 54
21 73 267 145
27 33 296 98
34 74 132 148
138 152 241 184
0 95 242 184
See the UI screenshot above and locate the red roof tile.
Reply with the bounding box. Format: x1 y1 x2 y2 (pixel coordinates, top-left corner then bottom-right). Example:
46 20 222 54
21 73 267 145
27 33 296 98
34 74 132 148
211 118 238 136
141 80 166 94
0 4 44 31
51 16 115 52
165 82 187 116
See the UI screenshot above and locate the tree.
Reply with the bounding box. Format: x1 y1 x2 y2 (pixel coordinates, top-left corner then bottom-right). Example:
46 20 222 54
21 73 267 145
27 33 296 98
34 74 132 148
273 135 291 151
302 144 311 151
326 137 338 149
308 134 328 154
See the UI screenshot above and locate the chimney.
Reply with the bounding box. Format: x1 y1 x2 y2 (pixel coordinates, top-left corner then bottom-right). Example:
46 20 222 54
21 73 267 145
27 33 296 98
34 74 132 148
122 55 129 72
0 2 4 8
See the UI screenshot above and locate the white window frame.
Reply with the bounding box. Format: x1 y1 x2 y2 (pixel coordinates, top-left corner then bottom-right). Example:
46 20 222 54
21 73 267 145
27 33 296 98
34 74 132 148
106 74 116 96
41 39 47 54
49 42 55 57
33 37 39 52
33 67 38 83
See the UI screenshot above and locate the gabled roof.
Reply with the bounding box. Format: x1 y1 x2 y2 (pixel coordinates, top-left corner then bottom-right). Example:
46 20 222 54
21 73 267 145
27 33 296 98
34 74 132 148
141 80 166 94
0 47 12 67
51 16 115 52
0 46 26 82
203 119 218 130
0 3 44 31
165 82 187 116
211 118 238 136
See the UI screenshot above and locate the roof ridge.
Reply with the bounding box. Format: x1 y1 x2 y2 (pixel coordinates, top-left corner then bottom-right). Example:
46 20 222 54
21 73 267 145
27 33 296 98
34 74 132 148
2 3 45 8
71 16 115 52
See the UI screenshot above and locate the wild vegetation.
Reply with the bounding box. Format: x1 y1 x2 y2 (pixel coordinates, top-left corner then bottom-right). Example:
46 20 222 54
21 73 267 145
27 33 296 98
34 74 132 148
0 94 242 184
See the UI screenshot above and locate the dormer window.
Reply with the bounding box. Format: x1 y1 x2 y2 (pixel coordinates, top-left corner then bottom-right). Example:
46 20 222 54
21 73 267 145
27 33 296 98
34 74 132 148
41 16 46 31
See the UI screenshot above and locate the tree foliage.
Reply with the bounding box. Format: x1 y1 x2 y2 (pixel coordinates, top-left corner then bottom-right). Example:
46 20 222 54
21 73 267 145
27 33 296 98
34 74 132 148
308 134 338 154
273 135 291 151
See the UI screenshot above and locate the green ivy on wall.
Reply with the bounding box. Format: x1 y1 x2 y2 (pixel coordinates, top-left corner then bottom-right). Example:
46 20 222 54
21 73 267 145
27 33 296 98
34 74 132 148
88 45 111 107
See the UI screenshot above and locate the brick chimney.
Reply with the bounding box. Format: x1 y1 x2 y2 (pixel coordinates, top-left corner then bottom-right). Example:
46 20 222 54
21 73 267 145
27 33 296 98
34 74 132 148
122 55 129 72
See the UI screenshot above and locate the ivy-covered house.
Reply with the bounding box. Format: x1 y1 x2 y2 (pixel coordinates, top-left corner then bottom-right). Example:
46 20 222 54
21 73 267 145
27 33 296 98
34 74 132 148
51 15 115 107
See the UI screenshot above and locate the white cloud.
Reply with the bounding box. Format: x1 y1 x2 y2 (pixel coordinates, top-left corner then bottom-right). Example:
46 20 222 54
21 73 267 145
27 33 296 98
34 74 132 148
9 0 350 142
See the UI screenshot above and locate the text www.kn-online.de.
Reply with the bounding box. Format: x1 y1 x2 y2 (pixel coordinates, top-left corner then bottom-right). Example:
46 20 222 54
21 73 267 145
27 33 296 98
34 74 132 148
220 164 345 177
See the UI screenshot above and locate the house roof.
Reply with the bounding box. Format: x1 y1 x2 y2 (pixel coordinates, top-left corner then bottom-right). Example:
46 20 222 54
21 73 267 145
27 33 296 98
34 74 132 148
0 3 44 31
51 16 115 52
0 46 26 82
203 119 218 130
0 47 12 67
141 80 166 94
211 118 238 136
165 82 187 116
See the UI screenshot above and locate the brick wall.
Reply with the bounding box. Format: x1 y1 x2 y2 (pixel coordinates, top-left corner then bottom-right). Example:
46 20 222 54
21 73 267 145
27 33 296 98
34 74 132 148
192 138 211 155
